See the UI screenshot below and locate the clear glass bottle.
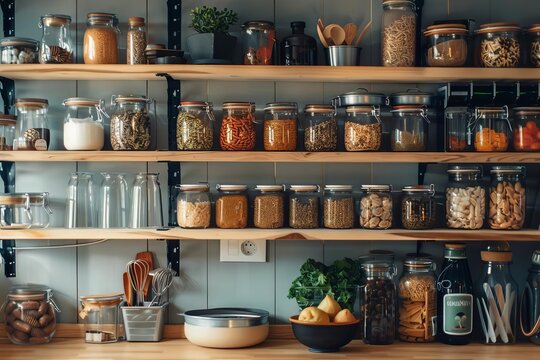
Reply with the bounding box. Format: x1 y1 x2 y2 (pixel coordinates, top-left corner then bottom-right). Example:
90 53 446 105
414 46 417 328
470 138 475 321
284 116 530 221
263 102 297 151
477 23 521 68
472 106 511 152
304 104 337 152
478 242 518 344
65 172 96 228
110 95 154 151
127 17 146 65
13 98 50 151
177 101 214 151
38 14 73 64
446 107 473 151
381 0 417 67
401 184 436 230
399 258 437 343
242 21 275 65
220 102 256 151
527 24 540 67
129 173 163 228
215 185 248 229
344 106 382 151
0 114 16 150
390 106 429 151
280 21 317 65
489 166 526 230
522 250 540 345
79 293 122 343
253 185 285 229
83 13 120 64
446 166 485 230
436 243 474 345
360 260 397 345
424 24 468 67
513 107 540 151
176 184 211 229
359 185 392 229
98 173 129 229
289 185 320 229
323 185 354 229
63 98 105 151
0 193 32 229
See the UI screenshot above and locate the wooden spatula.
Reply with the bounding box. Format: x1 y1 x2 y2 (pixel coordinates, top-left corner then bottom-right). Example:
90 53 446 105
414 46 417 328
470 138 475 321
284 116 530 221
123 272 133 306
136 251 154 300
343 23 358 45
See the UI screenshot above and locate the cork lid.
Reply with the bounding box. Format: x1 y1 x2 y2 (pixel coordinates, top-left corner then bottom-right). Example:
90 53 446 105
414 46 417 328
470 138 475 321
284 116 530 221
289 185 319 193
255 185 285 192
0 113 16 126
63 97 100 107
346 106 373 113
264 102 298 112
8 285 51 300
128 16 145 27
481 251 513 262
223 102 254 110
513 107 540 116
15 98 48 109
216 184 248 192
0 193 30 205
361 184 392 192
424 23 468 36
176 184 209 192
528 24 540 33
0 37 39 47
304 104 334 113
476 22 521 34
40 14 71 27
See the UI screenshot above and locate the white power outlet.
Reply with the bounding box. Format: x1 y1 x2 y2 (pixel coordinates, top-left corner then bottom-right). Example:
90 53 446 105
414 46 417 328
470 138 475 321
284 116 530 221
220 239 266 262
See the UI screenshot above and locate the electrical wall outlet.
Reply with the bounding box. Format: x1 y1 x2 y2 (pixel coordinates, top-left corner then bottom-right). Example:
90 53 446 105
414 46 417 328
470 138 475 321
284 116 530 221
220 239 266 262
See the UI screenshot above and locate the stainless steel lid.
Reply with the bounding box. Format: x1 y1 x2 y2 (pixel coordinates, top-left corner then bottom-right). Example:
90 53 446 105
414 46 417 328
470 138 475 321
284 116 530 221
217 184 248 192
447 165 481 174
290 185 319 193
402 184 435 193
183 308 269 328
324 185 353 191
264 102 297 112
333 88 385 107
361 184 392 192
389 89 435 107
255 185 285 192
532 250 540 266
490 166 524 174
8 284 50 296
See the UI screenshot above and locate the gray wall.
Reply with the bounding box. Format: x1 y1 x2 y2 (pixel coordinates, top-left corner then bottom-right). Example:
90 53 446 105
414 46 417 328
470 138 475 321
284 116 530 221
0 0 539 326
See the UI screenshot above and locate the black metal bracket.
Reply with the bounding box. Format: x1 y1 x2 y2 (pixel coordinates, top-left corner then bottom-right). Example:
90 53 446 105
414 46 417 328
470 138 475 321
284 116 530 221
167 0 182 50
0 0 15 38
417 163 428 185
0 240 15 277
0 76 15 114
414 0 424 66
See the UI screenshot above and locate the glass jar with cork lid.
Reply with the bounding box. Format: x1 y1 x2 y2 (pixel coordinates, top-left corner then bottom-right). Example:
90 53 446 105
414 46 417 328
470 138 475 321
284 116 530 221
323 185 354 229
215 185 249 229
381 0 417 67
83 13 120 64
110 95 154 150
79 293 123 343
289 185 320 229
127 17 146 65
38 14 73 63
177 101 214 151
220 102 256 151
0 113 16 150
303 104 337 152
253 185 285 229
13 98 50 151
176 184 211 229
63 97 106 151
263 102 298 151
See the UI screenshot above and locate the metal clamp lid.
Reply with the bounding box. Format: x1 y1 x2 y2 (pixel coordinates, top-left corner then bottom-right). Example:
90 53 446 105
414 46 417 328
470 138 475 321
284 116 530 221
391 105 430 124
361 184 392 192
401 184 435 194
290 185 320 193
255 185 285 192
216 184 248 192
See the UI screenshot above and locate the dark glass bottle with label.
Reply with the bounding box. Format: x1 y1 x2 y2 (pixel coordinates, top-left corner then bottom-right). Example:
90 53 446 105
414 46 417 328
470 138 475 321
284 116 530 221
280 21 317 65
436 243 474 345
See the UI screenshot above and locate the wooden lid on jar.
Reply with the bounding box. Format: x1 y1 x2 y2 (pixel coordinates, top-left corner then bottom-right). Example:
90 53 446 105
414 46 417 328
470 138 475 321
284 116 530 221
528 24 540 33
128 17 145 27
40 14 71 27
476 22 521 34
424 23 468 36
15 98 48 109
304 104 334 113
63 97 100 107
0 113 16 126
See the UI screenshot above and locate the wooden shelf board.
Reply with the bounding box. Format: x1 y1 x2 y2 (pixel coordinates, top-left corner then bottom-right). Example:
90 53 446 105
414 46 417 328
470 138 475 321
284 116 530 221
2 151 540 163
1 64 540 82
3 228 539 241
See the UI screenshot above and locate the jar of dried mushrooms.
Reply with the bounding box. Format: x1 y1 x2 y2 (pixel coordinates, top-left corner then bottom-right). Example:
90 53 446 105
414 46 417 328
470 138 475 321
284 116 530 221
381 0 417 67
110 95 154 150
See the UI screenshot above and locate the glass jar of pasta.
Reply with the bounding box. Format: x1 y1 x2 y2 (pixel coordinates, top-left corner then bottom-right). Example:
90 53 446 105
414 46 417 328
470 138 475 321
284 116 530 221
220 102 256 151
476 23 521 68
176 184 211 229
489 166 525 230
215 185 248 229
381 0 417 67
263 102 297 151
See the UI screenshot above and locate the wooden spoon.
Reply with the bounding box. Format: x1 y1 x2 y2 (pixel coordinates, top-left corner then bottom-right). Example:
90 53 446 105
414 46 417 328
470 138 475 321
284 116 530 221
317 22 329 48
326 24 346 46
123 271 133 306
323 24 336 46
317 18 326 32
355 20 372 47
136 251 154 300
343 23 358 45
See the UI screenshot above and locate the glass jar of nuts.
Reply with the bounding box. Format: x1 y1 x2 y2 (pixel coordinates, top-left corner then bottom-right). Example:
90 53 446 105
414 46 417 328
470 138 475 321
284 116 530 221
13 98 50 151
176 184 211 229
446 166 485 230
489 166 526 230
253 185 285 229
215 184 249 229
303 104 337 152
177 101 214 151
527 24 540 67
263 102 297 151
472 106 511 152
323 185 354 229
401 184 436 230
476 23 521 68
289 185 320 229
390 106 430 151
110 95 154 151
360 185 392 229
344 106 382 151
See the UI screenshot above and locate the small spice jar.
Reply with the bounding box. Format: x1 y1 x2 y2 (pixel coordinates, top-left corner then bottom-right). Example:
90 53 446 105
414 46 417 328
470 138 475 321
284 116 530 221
527 24 540 67
110 95 153 150
401 184 436 230
176 184 211 229
360 185 392 229
289 185 320 229
127 16 146 65
63 98 106 151
83 13 120 64
303 104 337 152
476 23 521 68
424 24 468 67
0 37 38 64
27 192 53 229
220 102 256 151
4 285 59 345
446 107 473 151
399 258 437 343
0 193 32 229
242 21 275 65
263 102 297 151
390 106 430 151
323 185 354 229
38 14 73 63
381 0 417 67
513 107 540 151
472 106 510 152
489 166 526 230
13 98 50 151
344 106 382 151
215 185 249 229
253 185 285 229
79 293 123 343
0 113 16 150
446 166 485 230
177 101 214 151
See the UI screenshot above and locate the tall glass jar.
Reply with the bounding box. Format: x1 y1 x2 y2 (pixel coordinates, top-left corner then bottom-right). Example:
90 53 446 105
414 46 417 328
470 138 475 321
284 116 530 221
399 258 437 343
344 106 382 151
446 166 485 230
83 13 119 64
323 185 354 229
360 261 397 345
522 250 540 345
401 184 436 230
263 102 297 151
390 106 429 151
242 21 275 65
513 107 540 151
0 193 32 229
215 185 248 229
253 185 285 229
220 102 256 151
381 0 417 67
527 24 540 67
13 98 50 151
289 185 320 229
38 14 73 64
63 98 105 151
176 184 211 229
177 101 214 150
110 95 153 150
477 23 521 68
489 166 526 230
359 185 392 229
478 243 518 344
473 106 511 152
303 104 337 152
446 107 473 151
0 114 16 150
127 17 146 65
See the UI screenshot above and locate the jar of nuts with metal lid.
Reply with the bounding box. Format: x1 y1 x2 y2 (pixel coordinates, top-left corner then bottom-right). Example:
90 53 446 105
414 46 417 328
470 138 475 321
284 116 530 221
215 185 249 229
110 95 154 150
176 184 211 229
360 185 392 229
446 166 485 230
263 102 297 151
253 185 285 229
177 101 214 150
303 104 337 152
289 185 320 229
489 166 526 230
323 185 355 229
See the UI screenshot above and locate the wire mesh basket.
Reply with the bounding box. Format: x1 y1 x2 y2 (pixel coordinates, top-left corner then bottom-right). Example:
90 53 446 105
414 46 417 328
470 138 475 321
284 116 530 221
121 303 167 342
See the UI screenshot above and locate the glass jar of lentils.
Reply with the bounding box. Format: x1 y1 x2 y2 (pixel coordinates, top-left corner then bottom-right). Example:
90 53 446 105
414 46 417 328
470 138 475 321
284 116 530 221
446 166 485 230
489 166 526 230
110 95 153 150
381 0 417 67
303 104 337 152
253 185 285 229
215 185 249 229
401 184 436 230
360 185 392 229
220 102 256 151
289 185 320 229
263 102 297 151
176 184 211 229
176 101 214 150
323 185 354 229
476 23 521 68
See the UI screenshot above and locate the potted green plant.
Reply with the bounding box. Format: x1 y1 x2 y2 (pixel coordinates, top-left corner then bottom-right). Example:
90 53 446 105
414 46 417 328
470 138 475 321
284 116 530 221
186 6 238 64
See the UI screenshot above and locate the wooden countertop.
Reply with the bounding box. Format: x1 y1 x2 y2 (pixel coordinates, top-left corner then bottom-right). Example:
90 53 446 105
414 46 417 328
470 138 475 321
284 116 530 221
0 338 538 360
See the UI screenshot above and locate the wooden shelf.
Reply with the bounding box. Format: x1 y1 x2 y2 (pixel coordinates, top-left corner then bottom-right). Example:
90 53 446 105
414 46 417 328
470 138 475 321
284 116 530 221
2 151 540 163
1 64 540 82
3 227 539 241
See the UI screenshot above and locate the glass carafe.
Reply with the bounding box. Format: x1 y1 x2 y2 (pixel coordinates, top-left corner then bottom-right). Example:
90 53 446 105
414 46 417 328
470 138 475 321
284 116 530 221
39 14 73 63
521 250 540 345
129 173 163 228
98 173 129 228
280 21 317 65
65 172 95 228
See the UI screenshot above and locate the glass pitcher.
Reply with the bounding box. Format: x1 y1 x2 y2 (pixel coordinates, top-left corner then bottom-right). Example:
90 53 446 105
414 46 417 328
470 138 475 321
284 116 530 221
98 173 129 228
129 173 163 228
39 14 73 63
65 172 95 228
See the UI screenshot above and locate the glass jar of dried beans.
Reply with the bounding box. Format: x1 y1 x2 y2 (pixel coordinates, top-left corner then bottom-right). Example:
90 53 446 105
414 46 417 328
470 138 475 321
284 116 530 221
220 102 256 151
263 102 297 151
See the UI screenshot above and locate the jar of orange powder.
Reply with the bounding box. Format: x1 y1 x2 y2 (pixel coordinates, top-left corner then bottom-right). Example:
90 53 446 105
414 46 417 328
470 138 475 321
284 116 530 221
472 106 510 152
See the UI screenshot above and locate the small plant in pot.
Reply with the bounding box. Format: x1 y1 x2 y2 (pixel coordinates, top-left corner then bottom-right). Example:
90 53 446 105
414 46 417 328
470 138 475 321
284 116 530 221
187 6 238 64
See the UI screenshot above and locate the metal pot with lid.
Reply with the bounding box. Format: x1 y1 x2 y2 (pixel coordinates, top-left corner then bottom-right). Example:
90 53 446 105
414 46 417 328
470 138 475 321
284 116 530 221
332 88 386 108
388 89 436 107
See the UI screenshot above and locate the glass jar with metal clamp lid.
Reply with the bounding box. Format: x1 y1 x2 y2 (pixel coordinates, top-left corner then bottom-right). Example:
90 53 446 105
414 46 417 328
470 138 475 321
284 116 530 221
445 107 473 151
472 106 511 152
446 166 485 230
38 14 73 63
344 106 382 151
359 185 392 229
489 166 525 230
390 106 430 151
63 98 107 151
110 95 155 151
323 185 355 229
303 104 337 152
401 184 436 229
289 185 320 229
0 193 32 229
176 101 214 151
263 102 298 151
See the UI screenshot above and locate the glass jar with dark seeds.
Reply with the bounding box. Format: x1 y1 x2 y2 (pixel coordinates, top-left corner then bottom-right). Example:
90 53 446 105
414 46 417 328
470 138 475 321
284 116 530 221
177 101 214 151
289 185 320 229
303 104 337 152
401 184 436 230
110 95 154 151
